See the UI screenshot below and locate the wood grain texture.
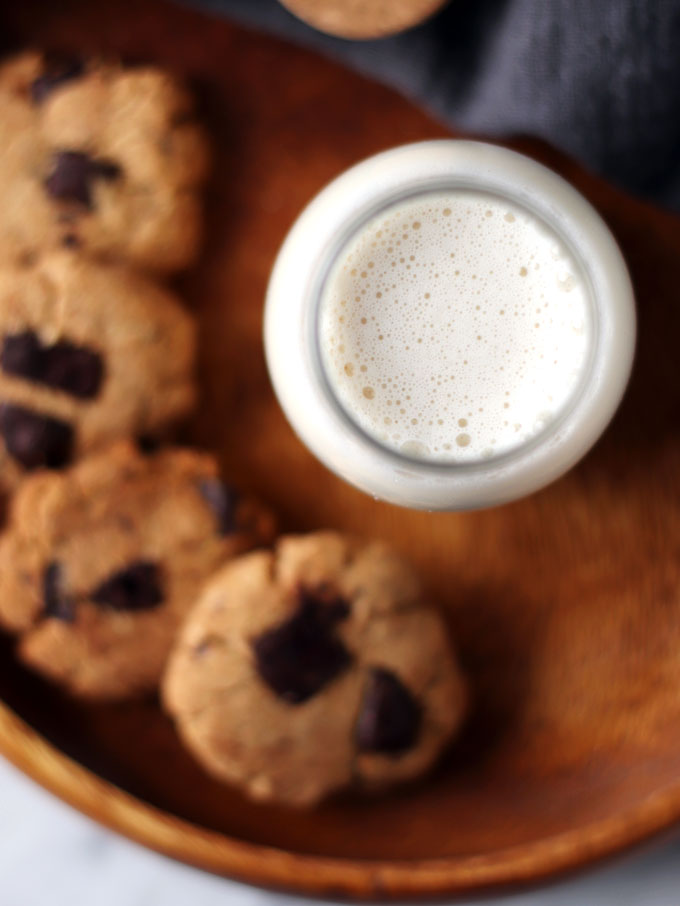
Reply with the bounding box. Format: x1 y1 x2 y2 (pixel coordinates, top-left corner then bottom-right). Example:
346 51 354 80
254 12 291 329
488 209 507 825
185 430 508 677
1 0 680 899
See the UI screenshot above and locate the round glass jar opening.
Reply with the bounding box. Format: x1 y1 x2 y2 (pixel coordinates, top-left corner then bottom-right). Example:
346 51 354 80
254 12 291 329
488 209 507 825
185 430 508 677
315 185 596 469
264 141 635 510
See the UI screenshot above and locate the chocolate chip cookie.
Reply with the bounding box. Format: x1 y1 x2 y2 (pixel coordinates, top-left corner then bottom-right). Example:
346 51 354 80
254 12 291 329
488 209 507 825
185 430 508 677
0 441 275 699
0 250 196 490
0 51 209 272
163 532 466 807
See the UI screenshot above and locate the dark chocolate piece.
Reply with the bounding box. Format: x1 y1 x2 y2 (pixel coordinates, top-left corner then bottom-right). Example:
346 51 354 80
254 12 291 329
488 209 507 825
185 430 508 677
252 589 351 704
45 151 122 208
31 55 84 104
198 478 239 535
2 330 103 399
356 667 422 755
0 331 40 381
0 404 73 470
90 561 164 612
43 561 75 622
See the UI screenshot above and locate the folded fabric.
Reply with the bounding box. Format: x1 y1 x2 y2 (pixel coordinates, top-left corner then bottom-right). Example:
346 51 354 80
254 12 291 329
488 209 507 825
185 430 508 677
191 0 680 212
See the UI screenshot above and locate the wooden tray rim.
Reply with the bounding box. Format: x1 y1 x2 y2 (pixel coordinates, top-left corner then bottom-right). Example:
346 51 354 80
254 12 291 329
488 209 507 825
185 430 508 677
2 4 680 896
1 698 679 900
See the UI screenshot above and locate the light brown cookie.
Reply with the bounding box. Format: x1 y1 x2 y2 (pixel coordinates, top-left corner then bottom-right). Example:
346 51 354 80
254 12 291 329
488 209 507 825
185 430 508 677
163 531 466 807
0 250 196 491
277 0 450 39
0 51 209 272
0 441 275 699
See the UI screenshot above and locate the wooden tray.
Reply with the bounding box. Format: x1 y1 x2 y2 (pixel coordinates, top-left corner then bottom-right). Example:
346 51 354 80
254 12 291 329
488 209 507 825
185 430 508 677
3 0 680 900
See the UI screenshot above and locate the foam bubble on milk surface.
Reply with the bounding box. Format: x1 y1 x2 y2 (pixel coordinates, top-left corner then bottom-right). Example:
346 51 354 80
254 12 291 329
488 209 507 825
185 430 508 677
319 190 590 462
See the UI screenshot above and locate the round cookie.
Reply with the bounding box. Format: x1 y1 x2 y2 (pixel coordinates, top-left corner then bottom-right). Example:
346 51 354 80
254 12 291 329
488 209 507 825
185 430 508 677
163 531 466 807
0 250 196 490
277 0 450 40
0 441 275 699
0 51 209 272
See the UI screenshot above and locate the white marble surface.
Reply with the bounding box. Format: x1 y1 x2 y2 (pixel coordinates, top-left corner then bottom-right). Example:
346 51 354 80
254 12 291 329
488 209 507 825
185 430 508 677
1 754 679 906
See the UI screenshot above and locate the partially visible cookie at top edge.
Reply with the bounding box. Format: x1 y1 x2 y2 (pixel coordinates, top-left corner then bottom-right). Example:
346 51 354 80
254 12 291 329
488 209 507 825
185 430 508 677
0 440 276 700
277 0 450 40
0 50 210 273
0 249 197 495
162 531 467 807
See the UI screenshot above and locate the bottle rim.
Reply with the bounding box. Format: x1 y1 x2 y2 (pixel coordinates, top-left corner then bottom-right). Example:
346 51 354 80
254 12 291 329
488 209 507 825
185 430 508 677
265 141 636 510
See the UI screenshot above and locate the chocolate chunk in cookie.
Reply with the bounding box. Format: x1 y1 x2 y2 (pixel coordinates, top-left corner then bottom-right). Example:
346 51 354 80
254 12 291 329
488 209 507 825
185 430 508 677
356 667 422 755
91 561 164 612
0 404 73 469
30 55 85 104
2 330 104 399
45 151 122 208
0 331 40 381
199 479 240 535
41 339 104 398
253 589 351 704
43 562 75 622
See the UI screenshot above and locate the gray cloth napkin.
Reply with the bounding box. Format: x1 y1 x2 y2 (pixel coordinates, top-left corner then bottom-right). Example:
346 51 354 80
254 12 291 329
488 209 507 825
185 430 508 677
189 0 680 212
